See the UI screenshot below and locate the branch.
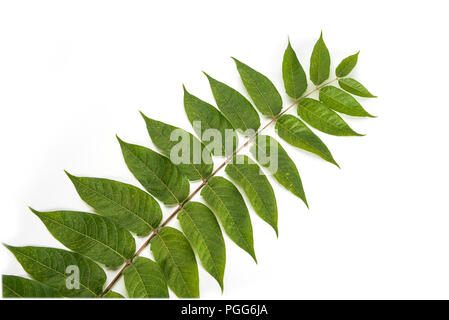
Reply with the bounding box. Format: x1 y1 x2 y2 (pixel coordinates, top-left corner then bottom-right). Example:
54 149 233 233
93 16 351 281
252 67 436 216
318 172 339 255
100 78 338 297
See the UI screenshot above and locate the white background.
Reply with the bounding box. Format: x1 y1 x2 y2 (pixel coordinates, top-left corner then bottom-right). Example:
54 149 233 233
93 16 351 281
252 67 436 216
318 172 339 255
1 0 448 299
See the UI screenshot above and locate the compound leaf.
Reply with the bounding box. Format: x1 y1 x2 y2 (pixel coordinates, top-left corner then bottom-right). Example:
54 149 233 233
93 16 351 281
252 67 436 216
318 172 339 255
275 114 338 166
297 98 363 136
184 86 238 156
335 52 359 77
319 86 374 117
32 209 135 269
310 32 331 85
282 40 307 99
123 257 169 298
225 155 278 236
66 173 162 236
141 113 213 181
178 202 226 291
205 72 260 133
118 137 190 205
150 227 199 298
5 245 106 297
2 275 62 298
232 57 282 117
338 78 376 98
201 176 256 262
250 135 308 207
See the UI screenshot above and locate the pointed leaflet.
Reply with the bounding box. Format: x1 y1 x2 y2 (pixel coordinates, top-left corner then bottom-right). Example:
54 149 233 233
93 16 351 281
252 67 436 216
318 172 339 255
282 40 307 99
275 115 338 166
183 86 238 156
104 291 124 298
118 137 190 205
150 227 199 298
178 202 226 291
319 86 374 117
225 155 278 235
123 257 169 298
297 98 363 136
141 113 213 181
2 275 62 298
201 176 256 262
66 173 162 236
336 52 359 77
338 78 376 98
232 58 282 117
250 135 308 207
310 32 331 85
205 73 260 133
32 209 135 269
5 246 106 297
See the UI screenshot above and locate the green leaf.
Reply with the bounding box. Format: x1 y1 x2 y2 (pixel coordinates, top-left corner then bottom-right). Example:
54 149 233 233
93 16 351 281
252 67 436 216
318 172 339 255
66 173 162 237
178 202 226 291
338 78 376 98
282 40 307 99
117 137 190 205
183 86 238 156
31 209 135 269
2 275 62 298
103 290 124 298
141 113 213 181
123 257 169 298
250 135 308 207
319 86 374 117
335 52 359 77
150 227 199 298
225 155 278 236
232 57 282 117
275 114 339 167
201 176 256 262
205 72 260 133
310 32 331 85
5 245 106 297
297 98 363 136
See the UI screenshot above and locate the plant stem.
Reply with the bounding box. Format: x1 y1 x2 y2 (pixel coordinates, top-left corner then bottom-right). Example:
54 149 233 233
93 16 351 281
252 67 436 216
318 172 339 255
99 78 338 297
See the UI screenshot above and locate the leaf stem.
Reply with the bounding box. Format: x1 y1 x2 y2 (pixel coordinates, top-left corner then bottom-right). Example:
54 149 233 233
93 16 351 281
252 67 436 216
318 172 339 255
99 77 338 297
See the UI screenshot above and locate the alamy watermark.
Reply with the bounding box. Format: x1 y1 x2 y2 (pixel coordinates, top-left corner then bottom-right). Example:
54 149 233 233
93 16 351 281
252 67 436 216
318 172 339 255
169 121 279 173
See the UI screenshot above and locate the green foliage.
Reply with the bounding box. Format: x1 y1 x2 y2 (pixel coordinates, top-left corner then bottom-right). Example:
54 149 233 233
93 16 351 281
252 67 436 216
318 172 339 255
141 113 214 181
150 227 199 298
338 78 376 98
5 246 106 297
32 209 135 269
201 176 256 262
123 257 169 298
250 135 308 207
336 52 359 77
184 85 238 156
178 202 226 291
282 40 307 99
2 275 62 298
310 32 331 85
226 155 278 236
3 33 376 299
319 86 374 117
232 57 282 117
205 72 260 133
297 98 363 136
118 137 190 205
276 114 339 166
66 173 162 236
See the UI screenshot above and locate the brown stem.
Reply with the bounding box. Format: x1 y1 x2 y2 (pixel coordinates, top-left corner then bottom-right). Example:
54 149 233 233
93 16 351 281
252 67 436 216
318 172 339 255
99 78 338 297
